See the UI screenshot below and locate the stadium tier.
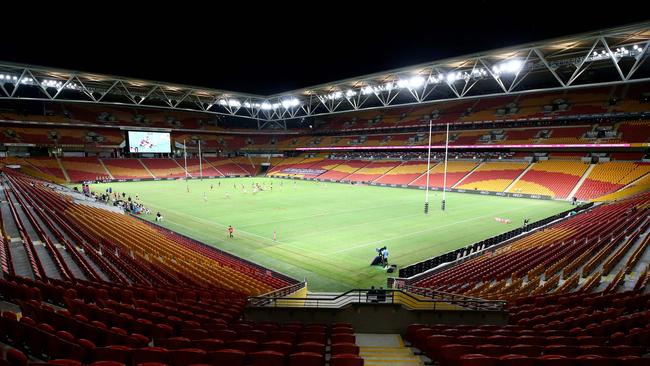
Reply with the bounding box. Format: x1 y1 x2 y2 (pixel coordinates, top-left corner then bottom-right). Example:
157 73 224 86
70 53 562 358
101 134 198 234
102 159 153 180
173 158 222 178
455 162 529 192
343 161 402 183
373 161 430 185
139 159 187 179
410 192 649 297
411 161 480 188
509 160 590 199
317 160 370 181
204 157 251 176
60 157 111 182
575 162 650 200
1 170 294 293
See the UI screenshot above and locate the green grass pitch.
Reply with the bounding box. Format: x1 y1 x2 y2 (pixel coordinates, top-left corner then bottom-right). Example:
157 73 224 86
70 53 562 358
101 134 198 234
88 178 571 291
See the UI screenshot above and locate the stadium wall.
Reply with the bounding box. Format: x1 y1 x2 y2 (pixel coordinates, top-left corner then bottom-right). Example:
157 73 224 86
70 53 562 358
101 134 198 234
245 303 507 333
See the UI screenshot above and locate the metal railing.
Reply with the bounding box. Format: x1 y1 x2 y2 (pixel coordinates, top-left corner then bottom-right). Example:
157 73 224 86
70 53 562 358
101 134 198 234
247 282 307 307
246 287 506 311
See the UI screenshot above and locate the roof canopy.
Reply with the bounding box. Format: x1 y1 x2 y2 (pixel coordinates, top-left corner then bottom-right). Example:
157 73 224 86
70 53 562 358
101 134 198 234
1 22 649 124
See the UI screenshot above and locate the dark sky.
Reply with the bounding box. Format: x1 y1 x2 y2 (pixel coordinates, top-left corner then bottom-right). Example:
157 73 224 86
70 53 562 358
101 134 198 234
3 4 648 95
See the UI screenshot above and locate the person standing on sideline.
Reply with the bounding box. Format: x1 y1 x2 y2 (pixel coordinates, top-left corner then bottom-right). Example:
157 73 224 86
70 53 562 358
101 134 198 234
228 225 234 238
382 247 389 268
273 230 277 241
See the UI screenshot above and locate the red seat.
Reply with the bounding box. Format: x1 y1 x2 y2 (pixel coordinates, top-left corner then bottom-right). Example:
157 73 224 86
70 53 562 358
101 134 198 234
616 356 647 366
332 333 356 344
331 343 360 356
510 344 542 357
330 354 364 366
577 336 605 346
423 335 454 360
547 336 578 346
486 335 515 345
239 329 267 343
405 324 426 343
474 344 507 357
331 327 354 335
456 336 483 346
227 339 259 353
192 339 224 351
205 349 246 366
90 362 125 366
458 354 497 366
6 349 27 366
296 342 326 355
544 344 579 357
440 344 474 366
168 348 206 366
92 345 132 363
131 347 169 365
536 354 573 366
413 328 436 349
262 341 293 356
48 360 82 366
211 329 237 342
156 337 191 350
181 329 210 341
612 345 644 357
289 352 324 366
498 354 536 366
269 330 296 344
151 324 173 339
249 350 285 366
575 355 613 366
299 332 326 344
578 345 612 357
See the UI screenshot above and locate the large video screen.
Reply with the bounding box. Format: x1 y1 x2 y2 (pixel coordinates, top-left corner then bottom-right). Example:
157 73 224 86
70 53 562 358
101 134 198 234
128 131 171 153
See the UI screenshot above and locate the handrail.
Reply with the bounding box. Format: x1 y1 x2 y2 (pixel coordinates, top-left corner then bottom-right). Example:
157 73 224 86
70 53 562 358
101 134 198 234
256 281 306 299
246 287 506 311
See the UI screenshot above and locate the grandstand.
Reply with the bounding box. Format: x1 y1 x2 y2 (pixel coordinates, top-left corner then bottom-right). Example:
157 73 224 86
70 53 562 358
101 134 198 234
0 21 649 366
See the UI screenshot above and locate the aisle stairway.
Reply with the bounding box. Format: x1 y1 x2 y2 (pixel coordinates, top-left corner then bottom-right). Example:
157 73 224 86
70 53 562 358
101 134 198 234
357 334 424 366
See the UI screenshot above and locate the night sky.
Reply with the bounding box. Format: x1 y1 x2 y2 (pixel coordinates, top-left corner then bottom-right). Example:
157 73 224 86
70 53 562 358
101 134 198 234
3 4 648 95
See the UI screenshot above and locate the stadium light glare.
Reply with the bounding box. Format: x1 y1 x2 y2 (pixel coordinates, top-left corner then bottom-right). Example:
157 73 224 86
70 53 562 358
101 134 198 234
633 44 639 50
408 76 425 88
492 59 523 75
361 86 373 95
345 89 356 97
281 98 300 109
261 102 273 110
397 79 408 88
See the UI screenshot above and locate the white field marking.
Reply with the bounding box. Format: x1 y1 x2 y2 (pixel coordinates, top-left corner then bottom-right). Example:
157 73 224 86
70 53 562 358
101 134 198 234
329 201 547 255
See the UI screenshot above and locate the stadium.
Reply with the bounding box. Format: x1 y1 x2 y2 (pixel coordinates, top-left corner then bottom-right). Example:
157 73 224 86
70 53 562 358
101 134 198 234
0 17 649 366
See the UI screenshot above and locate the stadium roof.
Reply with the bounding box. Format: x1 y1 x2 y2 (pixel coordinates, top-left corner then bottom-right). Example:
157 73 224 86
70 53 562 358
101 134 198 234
1 21 649 125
